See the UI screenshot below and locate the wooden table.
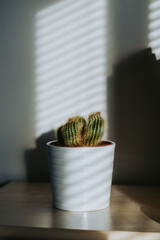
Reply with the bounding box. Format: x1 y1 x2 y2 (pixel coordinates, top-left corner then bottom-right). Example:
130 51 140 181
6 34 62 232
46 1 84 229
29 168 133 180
0 182 159 239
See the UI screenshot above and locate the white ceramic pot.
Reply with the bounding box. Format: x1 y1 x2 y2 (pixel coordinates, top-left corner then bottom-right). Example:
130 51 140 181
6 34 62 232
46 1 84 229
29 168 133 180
47 140 115 211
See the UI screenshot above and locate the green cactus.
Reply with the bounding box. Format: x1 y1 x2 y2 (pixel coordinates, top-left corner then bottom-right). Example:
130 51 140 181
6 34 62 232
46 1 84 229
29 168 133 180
56 112 105 147
68 116 87 139
85 112 105 146
56 125 65 146
62 121 83 146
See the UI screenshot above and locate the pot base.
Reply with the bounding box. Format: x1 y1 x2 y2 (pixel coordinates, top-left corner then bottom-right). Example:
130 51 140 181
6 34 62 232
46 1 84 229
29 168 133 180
53 202 110 212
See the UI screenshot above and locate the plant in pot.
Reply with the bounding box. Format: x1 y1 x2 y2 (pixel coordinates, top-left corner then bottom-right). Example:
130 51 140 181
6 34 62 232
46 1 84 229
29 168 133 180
47 112 115 211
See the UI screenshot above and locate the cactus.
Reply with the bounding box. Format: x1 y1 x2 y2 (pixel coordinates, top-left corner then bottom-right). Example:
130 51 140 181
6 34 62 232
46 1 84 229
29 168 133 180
62 121 83 146
56 112 105 146
68 116 87 139
56 125 65 146
85 112 105 146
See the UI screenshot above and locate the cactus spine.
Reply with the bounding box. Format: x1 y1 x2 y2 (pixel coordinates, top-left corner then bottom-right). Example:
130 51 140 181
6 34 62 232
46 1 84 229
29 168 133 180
68 116 87 140
85 112 105 146
56 112 104 147
62 121 83 146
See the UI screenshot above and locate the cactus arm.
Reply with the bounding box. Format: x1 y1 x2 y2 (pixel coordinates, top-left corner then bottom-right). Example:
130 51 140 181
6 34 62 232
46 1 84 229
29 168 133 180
62 121 83 146
57 125 65 145
90 116 98 146
68 116 86 145
96 117 104 145
85 112 105 146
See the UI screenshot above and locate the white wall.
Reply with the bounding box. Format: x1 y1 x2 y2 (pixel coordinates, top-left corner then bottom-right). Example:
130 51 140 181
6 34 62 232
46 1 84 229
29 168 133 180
0 0 159 185
0 0 54 183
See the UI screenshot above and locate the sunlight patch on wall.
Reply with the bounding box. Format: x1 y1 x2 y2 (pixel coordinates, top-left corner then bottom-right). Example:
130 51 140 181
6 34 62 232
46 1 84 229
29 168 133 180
148 0 160 59
35 0 107 137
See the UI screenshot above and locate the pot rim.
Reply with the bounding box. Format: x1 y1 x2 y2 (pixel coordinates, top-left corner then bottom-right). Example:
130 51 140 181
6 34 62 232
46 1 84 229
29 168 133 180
47 140 115 148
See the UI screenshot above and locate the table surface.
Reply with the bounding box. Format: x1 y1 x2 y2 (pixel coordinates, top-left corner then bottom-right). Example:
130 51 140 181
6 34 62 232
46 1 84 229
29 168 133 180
0 182 160 239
